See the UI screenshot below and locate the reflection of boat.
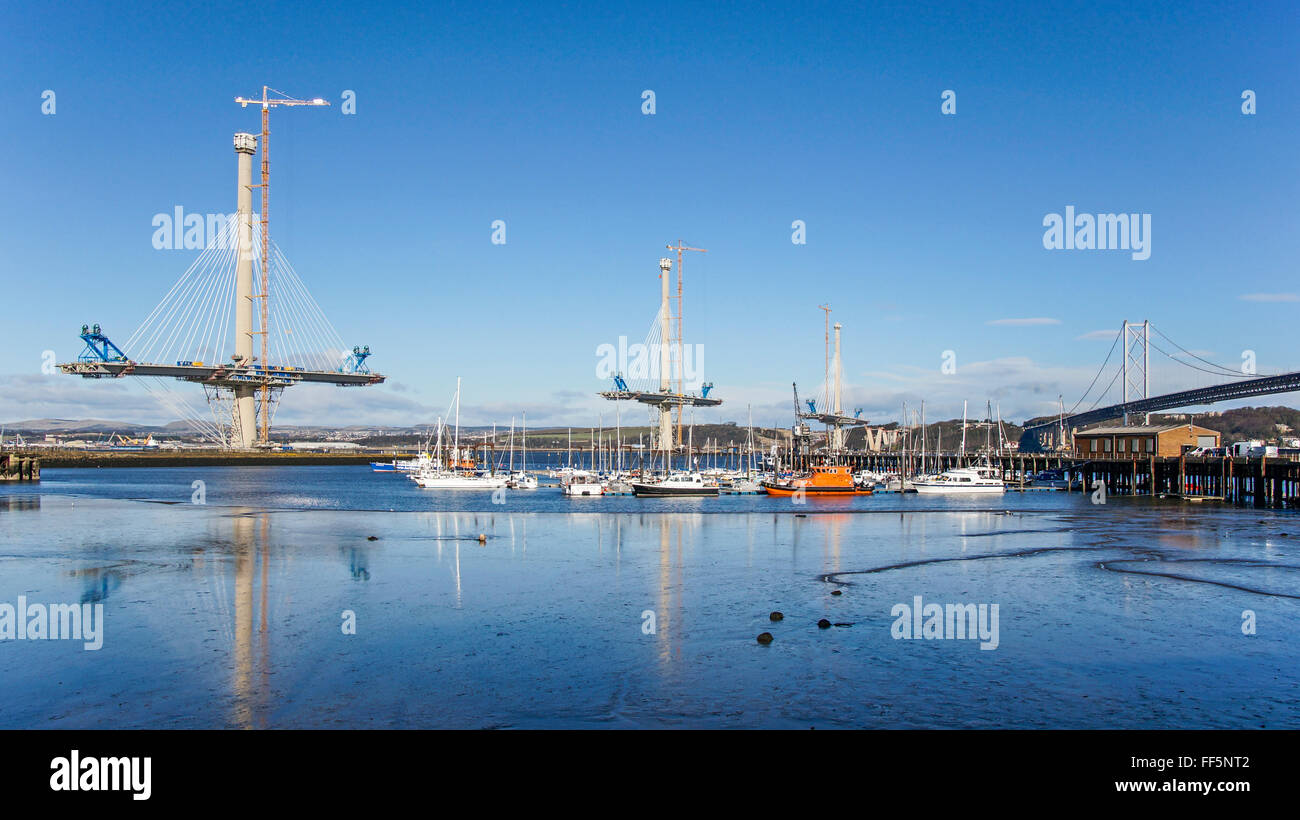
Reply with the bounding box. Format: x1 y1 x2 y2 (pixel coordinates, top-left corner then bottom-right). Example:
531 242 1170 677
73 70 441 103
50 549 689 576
762 464 872 496
912 464 1005 494
633 471 719 497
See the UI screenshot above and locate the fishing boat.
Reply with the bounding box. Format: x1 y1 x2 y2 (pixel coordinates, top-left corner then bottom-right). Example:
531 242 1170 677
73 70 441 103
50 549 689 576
632 471 718 497
370 461 396 472
761 463 872 496
912 464 1005 494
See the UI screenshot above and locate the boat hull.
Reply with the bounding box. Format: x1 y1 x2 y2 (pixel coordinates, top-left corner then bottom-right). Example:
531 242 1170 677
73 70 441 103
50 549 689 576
912 483 1005 494
632 483 718 497
415 475 508 489
761 482 872 497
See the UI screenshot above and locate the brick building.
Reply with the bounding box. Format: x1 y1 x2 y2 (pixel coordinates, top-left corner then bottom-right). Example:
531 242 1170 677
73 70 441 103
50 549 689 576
1072 423 1220 458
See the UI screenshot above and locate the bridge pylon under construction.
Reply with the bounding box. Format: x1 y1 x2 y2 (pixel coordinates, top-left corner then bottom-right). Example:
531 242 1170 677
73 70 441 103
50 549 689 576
58 120 384 449
598 252 720 458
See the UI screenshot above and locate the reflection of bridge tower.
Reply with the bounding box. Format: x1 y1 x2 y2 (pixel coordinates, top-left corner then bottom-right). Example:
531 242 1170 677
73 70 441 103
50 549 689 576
1121 319 1150 424
229 512 271 729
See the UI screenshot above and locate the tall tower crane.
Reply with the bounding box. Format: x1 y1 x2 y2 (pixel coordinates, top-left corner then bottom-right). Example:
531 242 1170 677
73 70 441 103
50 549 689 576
234 86 330 444
666 240 707 445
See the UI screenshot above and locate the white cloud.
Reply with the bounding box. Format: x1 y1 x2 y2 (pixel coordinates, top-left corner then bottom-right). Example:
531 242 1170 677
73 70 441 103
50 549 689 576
986 318 1061 327
1238 293 1299 303
1075 329 1118 340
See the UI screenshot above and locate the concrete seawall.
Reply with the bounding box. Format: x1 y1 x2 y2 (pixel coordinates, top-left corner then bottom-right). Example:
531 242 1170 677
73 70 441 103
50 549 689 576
27 450 400 469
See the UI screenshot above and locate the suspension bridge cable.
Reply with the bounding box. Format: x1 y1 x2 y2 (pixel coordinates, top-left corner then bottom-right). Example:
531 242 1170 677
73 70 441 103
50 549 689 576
1149 323 1252 377
1146 336 1252 379
1063 326 1124 415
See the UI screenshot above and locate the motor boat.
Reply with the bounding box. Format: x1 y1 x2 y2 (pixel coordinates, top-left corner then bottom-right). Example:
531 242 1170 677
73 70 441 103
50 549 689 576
632 471 719 497
912 464 1005 494
562 471 604 496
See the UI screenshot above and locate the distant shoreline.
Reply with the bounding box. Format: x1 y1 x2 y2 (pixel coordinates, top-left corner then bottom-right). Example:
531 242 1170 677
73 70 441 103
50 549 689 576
28 451 397 468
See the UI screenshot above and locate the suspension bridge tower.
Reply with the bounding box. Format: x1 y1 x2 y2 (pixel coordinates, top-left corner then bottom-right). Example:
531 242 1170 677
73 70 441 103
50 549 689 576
1121 319 1150 424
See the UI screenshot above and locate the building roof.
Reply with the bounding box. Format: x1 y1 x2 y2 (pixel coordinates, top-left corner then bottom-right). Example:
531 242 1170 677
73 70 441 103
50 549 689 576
1076 423 1218 435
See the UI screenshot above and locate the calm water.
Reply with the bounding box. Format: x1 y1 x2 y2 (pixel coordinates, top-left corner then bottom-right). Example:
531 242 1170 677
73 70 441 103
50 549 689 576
1 466 1298 728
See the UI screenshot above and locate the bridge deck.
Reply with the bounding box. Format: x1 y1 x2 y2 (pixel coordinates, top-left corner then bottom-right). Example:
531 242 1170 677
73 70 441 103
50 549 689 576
1025 370 1300 432
58 361 383 387
598 390 721 407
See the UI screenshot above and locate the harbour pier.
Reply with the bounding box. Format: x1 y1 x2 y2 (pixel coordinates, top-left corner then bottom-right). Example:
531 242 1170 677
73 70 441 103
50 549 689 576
1 452 40 482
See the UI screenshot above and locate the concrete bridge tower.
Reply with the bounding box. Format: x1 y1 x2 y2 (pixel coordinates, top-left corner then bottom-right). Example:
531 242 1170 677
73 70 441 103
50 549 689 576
233 132 258 448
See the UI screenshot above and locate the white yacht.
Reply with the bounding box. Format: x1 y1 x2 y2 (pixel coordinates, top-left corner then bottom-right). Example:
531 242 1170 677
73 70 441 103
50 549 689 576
412 377 507 490
562 471 604 496
912 464 1005 494
414 471 507 490
507 471 538 489
505 413 538 489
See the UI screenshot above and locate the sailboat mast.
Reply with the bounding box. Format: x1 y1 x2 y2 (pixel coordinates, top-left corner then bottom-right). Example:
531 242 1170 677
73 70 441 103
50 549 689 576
961 400 967 460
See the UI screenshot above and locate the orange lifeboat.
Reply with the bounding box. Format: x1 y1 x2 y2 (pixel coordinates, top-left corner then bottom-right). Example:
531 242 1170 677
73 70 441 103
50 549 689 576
761 464 872 496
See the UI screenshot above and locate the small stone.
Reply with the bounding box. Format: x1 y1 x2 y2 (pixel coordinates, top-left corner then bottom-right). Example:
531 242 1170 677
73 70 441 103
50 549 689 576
831 589 842 596
817 618 831 629
769 611 784 621
757 632 774 644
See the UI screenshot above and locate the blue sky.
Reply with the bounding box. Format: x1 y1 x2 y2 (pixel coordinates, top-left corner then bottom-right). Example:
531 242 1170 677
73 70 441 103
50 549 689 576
2 0 1297 429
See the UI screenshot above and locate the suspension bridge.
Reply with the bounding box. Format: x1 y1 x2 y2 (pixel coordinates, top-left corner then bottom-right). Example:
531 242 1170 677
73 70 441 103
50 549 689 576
58 90 384 449
1020 319 1300 450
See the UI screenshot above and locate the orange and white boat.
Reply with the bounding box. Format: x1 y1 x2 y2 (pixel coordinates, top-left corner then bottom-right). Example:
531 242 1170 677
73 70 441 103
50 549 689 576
761 464 873 497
